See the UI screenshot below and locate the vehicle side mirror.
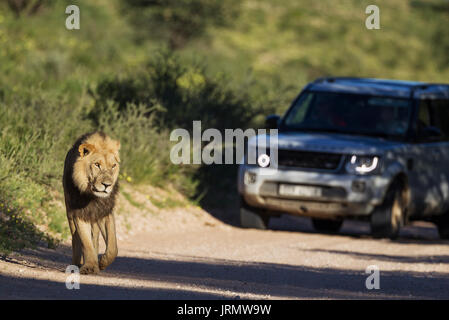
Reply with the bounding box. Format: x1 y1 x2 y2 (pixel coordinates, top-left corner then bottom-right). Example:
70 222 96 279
265 114 281 129
420 126 442 140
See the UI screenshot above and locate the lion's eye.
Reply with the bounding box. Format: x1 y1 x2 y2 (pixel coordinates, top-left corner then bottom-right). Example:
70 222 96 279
95 163 101 169
112 164 117 169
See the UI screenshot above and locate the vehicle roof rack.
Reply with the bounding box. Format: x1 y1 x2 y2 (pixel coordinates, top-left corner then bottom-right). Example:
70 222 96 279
312 77 449 98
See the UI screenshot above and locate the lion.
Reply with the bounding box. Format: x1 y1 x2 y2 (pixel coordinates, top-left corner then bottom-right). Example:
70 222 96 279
63 132 120 274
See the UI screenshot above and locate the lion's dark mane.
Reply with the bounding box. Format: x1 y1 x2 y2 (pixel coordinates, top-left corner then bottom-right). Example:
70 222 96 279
63 132 119 222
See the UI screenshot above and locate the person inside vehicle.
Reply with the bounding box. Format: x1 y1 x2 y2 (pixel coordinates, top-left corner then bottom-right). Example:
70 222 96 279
309 100 347 128
376 106 407 134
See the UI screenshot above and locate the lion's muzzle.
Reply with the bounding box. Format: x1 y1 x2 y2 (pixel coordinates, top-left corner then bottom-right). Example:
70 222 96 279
92 175 115 197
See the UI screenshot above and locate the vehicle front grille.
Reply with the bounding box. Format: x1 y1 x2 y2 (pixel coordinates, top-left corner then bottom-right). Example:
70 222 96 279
276 149 343 170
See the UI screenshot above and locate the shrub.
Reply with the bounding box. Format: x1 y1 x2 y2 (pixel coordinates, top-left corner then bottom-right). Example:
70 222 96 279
5 0 54 17
90 50 260 132
94 101 199 196
121 0 240 49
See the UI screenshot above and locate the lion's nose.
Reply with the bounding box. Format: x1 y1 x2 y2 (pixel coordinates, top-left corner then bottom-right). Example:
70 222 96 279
102 182 111 189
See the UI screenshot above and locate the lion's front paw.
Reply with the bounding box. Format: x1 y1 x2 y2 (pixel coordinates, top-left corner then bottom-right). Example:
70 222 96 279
80 263 100 275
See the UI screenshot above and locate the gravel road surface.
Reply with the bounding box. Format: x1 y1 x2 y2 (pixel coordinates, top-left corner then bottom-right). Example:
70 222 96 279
1 211 448 300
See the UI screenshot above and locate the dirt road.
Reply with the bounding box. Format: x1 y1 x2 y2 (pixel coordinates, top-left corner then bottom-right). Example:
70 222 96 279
1 205 448 299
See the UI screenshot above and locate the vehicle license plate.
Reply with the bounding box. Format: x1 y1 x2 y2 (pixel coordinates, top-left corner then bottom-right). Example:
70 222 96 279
278 184 322 197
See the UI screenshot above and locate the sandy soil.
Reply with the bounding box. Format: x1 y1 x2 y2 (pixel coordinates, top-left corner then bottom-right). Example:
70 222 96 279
1 185 449 299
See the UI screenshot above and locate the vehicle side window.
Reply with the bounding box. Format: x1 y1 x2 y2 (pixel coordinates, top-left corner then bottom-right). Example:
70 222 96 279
414 100 434 142
417 100 431 129
431 99 449 140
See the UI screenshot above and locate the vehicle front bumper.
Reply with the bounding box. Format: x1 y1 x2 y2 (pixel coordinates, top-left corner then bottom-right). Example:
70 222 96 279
238 165 391 219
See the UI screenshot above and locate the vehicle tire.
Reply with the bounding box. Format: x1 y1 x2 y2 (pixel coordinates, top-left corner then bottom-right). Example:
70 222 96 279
239 197 270 230
311 218 343 233
435 214 449 240
370 181 405 239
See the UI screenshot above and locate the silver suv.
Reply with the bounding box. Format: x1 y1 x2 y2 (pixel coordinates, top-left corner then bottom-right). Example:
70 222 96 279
238 77 449 239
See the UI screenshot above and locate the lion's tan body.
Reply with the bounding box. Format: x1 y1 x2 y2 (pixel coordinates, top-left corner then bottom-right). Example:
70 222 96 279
63 132 120 274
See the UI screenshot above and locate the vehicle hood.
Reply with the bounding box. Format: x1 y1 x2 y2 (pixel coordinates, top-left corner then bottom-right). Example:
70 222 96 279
250 132 404 155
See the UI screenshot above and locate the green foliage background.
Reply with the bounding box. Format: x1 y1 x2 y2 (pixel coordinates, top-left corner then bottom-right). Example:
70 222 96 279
0 0 448 253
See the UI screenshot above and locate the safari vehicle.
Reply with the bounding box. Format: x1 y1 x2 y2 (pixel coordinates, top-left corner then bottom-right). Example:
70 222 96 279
238 77 449 239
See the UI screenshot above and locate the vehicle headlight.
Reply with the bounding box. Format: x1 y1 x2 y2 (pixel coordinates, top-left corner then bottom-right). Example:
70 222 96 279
345 155 380 174
244 171 257 185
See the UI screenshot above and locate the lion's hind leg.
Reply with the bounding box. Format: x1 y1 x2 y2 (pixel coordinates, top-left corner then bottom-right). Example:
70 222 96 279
72 232 83 267
68 217 83 267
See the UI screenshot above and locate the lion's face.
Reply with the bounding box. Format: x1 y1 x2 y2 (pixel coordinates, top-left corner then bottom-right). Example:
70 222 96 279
72 133 120 198
86 151 120 198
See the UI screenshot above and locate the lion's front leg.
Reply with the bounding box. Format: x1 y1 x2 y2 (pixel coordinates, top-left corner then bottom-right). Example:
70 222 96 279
74 217 100 274
98 213 118 270
91 222 100 257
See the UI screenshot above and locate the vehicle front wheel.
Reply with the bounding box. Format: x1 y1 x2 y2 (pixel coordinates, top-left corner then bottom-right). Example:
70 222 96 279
239 197 270 230
370 181 405 239
435 214 449 240
311 218 343 234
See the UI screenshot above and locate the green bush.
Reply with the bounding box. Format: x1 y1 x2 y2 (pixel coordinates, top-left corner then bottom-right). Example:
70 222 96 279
93 101 199 195
0 82 204 245
90 50 261 131
5 0 55 17
121 0 240 49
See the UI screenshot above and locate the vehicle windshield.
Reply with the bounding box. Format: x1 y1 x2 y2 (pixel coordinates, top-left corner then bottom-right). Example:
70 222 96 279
282 91 412 138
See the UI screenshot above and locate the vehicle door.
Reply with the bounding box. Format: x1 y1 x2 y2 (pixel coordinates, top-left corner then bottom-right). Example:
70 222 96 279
428 98 449 214
407 100 442 217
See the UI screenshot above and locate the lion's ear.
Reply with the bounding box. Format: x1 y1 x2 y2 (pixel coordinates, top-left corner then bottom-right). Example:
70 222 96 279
78 143 96 158
115 140 121 151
